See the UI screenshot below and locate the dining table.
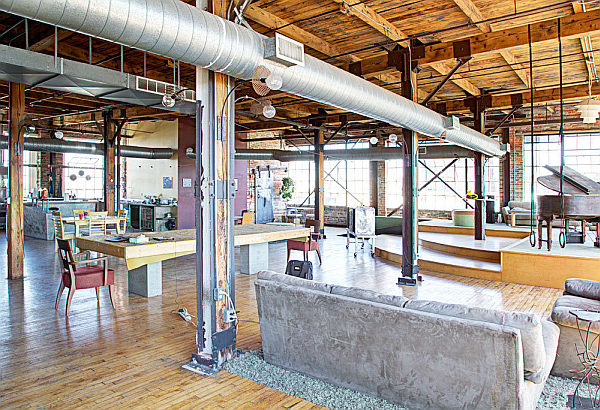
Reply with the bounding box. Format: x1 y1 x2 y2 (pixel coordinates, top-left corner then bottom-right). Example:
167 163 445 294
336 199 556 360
62 216 125 236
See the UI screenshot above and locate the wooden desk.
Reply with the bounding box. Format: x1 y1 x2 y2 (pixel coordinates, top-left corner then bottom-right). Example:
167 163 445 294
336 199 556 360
62 216 124 236
76 225 310 297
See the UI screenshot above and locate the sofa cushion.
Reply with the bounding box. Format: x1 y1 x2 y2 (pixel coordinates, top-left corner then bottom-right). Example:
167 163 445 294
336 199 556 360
565 278 600 301
330 285 408 308
524 319 560 384
551 295 600 333
405 299 545 374
508 201 532 210
256 271 332 293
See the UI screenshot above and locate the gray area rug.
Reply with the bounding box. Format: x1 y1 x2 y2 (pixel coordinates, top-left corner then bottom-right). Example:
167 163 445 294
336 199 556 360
223 349 585 409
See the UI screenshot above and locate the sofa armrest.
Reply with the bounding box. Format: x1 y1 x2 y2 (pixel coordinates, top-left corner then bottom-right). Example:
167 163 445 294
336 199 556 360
565 278 600 301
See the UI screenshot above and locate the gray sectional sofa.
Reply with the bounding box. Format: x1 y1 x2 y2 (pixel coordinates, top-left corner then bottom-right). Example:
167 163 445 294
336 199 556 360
255 271 560 409
551 278 600 382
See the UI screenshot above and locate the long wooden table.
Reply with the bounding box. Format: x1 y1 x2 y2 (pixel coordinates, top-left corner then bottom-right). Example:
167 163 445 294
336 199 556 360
76 224 310 297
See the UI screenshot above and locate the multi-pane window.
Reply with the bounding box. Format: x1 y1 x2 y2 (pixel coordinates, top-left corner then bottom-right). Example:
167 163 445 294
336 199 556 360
386 156 500 212
286 141 371 207
63 153 104 200
523 132 600 201
287 160 313 205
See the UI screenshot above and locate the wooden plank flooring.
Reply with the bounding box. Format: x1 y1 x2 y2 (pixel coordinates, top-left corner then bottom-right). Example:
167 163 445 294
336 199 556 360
0 227 562 408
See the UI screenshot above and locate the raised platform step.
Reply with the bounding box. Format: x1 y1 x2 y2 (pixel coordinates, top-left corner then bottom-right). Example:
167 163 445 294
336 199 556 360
419 232 518 263
375 235 502 281
419 220 530 239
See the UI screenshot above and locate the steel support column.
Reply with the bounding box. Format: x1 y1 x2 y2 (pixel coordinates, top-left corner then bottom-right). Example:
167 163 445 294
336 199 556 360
314 127 325 236
7 82 24 279
398 48 420 285
472 99 486 240
501 127 511 207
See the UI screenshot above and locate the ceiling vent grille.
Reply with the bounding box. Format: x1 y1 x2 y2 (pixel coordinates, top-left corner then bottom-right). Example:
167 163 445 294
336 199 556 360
136 77 196 101
265 33 304 67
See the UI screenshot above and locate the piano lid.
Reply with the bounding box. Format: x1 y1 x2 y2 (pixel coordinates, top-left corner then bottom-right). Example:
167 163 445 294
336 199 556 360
537 165 600 195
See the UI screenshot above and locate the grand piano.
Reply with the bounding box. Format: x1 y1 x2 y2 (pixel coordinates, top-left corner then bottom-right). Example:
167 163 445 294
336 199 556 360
537 165 600 250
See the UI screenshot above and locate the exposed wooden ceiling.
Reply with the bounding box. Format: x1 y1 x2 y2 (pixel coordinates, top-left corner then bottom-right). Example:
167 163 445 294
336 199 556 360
0 0 598 139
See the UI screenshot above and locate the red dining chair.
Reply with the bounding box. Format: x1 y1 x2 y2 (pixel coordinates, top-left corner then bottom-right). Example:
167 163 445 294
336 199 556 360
55 239 115 316
286 219 322 264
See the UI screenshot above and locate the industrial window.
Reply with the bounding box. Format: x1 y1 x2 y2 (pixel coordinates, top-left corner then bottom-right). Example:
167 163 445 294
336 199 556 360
386 157 500 212
63 153 104 200
523 132 600 201
286 161 313 205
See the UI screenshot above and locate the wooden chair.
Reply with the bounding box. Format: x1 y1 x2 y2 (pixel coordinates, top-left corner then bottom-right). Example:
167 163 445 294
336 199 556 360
241 210 254 225
106 209 128 234
286 219 322 264
117 209 128 234
72 210 86 219
55 239 115 316
86 211 107 236
52 211 75 252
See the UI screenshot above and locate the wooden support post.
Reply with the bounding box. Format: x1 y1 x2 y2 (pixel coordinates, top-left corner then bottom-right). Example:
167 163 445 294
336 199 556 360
472 99 486 240
103 110 116 215
314 128 325 235
399 49 420 284
8 82 25 279
501 127 511 207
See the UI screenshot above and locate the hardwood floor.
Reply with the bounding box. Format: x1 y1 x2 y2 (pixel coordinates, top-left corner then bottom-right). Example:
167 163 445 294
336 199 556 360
0 227 562 408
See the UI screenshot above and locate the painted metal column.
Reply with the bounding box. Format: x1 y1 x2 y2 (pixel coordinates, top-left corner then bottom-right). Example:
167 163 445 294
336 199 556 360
314 128 325 235
472 99 486 240
501 127 511 207
7 82 24 279
398 49 419 285
187 0 236 374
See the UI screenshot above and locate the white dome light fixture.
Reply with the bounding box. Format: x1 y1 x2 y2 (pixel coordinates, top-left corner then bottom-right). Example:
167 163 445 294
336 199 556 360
262 102 277 119
265 74 283 91
576 79 600 124
388 133 398 143
576 98 600 123
369 136 379 145
162 94 176 108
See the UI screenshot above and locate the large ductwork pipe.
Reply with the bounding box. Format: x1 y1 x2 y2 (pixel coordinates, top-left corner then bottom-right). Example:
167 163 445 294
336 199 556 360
0 136 174 159
186 145 474 161
1 0 502 157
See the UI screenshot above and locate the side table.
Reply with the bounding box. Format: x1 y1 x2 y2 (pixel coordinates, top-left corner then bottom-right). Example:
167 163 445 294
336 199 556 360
570 309 600 408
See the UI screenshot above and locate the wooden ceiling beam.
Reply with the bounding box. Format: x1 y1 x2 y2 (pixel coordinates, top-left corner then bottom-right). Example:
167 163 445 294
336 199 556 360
356 8 600 77
245 5 359 64
451 0 531 88
572 3 598 82
332 1 480 96
451 0 492 33
28 28 72 52
332 0 410 48
437 82 600 112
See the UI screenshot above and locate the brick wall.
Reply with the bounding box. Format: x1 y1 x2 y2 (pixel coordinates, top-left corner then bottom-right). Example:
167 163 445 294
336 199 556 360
38 150 64 197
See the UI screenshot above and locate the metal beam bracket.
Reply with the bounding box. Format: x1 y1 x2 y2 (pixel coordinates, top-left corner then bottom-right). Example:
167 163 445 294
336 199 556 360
453 40 471 59
209 180 229 199
212 327 236 353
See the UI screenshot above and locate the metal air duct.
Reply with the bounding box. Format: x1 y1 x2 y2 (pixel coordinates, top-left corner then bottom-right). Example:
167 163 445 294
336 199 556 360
0 0 502 156
186 145 474 161
0 136 174 159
